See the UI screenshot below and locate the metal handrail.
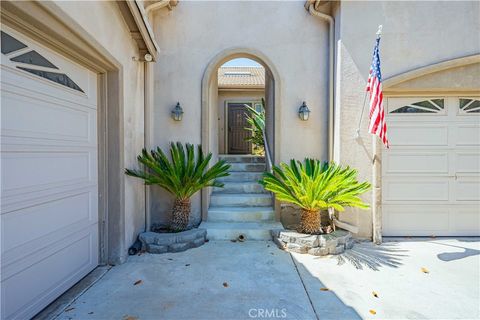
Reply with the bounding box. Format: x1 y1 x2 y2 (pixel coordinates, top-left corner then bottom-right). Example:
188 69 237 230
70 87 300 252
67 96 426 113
262 130 273 173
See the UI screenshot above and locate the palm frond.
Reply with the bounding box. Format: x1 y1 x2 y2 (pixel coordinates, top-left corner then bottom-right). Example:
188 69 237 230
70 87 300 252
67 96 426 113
244 99 266 149
125 142 231 199
260 159 371 212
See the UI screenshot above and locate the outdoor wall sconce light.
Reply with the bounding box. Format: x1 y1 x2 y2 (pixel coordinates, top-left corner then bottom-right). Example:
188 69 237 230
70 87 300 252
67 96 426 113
298 101 310 121
171 102 184 121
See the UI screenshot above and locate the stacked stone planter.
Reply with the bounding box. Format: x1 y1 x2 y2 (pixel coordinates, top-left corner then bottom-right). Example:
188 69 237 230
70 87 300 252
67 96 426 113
271 229 353 256
139 228 207 254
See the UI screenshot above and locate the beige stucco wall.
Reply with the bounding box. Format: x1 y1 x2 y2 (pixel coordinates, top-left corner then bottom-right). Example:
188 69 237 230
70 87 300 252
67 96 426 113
217 90 265 154
334 1 480 238
389 63 480 92
150 1 329 226
52 1 146 249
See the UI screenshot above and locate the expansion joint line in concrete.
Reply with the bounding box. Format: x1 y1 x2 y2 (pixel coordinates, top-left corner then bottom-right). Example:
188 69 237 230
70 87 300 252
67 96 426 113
289 253 319 320
51 266 112 320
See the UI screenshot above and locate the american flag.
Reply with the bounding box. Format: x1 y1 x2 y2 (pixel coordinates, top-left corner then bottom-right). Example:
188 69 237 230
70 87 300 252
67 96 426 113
366 37 389 148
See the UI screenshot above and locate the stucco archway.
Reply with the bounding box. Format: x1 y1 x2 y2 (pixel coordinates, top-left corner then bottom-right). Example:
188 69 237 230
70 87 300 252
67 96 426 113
200 47 282 219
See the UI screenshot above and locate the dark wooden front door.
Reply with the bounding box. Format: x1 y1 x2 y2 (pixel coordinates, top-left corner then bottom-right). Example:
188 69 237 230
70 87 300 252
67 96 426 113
228 103 252 154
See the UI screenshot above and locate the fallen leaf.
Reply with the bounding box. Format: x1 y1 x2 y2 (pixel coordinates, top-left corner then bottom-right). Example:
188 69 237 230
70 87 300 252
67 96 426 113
185 264 190 267
372 291 379 298
369 309 376 315
65 307 75 312
223 282 229 287
320 287 329 291
168 258 173 261
421 267 430 274
267 245 271 247
134 280 143 286
230 239 237 243
88 312 94 315
122 316 138 320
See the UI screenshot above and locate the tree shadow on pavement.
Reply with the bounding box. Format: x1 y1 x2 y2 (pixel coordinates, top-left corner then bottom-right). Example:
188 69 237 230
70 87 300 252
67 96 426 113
334 241 408 271
433 239 480 262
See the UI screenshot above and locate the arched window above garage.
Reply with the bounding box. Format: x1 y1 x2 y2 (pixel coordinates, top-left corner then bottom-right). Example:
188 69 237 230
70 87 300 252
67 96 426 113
459 98 480 114
390 98 445 114
1 31 84 93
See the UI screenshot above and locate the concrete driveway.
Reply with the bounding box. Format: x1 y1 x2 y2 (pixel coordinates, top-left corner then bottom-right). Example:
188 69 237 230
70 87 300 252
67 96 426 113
47 238 479 320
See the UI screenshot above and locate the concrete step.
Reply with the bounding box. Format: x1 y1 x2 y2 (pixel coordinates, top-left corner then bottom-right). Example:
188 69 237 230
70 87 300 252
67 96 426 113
207 206 275 222
220 155 265 163
213 182 267 194
199 221 283 240
209 193 273 207
218 172 263 182
228 162 266 172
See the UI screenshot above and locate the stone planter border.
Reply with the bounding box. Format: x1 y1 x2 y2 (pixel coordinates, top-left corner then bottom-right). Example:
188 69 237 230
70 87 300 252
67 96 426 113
139 228 207 254
271 229 353 256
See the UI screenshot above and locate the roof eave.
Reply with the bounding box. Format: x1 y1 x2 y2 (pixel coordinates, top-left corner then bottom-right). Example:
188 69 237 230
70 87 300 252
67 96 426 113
118 0 160 61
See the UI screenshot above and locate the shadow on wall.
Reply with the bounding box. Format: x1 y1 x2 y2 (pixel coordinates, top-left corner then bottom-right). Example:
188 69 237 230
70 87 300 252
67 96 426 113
333 241 407 271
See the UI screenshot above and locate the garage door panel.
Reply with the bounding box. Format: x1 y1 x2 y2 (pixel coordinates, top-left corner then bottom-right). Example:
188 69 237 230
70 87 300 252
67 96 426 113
1 151 96 198
454 179 480 201
384 152 449 175
1 87 96 145
454 208 480 234
456 152 480 174
382 205 450 236
383 179 449 201
456 124 480 146
388 124 448 147
1 189 97 254
1 226 98 320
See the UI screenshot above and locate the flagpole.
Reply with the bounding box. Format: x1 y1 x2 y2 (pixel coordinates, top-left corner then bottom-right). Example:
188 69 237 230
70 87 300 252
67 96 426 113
355 25 383 139
355 92 369 139
372 25 383 245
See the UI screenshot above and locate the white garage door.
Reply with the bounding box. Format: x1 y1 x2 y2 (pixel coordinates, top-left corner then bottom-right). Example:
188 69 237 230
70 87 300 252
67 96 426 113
382 97 480 236
1 27 98 319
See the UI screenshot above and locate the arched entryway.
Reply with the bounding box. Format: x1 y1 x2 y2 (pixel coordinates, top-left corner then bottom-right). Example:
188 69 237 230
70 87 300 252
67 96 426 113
200 48 281 218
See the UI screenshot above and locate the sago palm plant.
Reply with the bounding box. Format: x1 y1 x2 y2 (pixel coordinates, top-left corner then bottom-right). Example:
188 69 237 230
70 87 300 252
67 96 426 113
260 159 371 234
125 142 230 231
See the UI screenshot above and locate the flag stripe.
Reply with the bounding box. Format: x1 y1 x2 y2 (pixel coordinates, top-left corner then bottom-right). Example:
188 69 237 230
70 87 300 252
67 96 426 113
367 37 389 148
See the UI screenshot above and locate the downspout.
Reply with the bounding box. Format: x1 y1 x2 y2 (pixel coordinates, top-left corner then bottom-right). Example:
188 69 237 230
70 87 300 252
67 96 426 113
144 62 153 233
308 3 334 161
141 0 178 233
308 2 359 236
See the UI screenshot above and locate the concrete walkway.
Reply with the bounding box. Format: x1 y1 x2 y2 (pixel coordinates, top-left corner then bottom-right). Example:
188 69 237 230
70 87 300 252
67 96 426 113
52 238 479 320
293 238 480 320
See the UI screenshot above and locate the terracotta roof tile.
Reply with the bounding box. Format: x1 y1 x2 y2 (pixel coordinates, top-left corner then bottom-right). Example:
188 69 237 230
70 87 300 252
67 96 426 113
218 66 265 88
